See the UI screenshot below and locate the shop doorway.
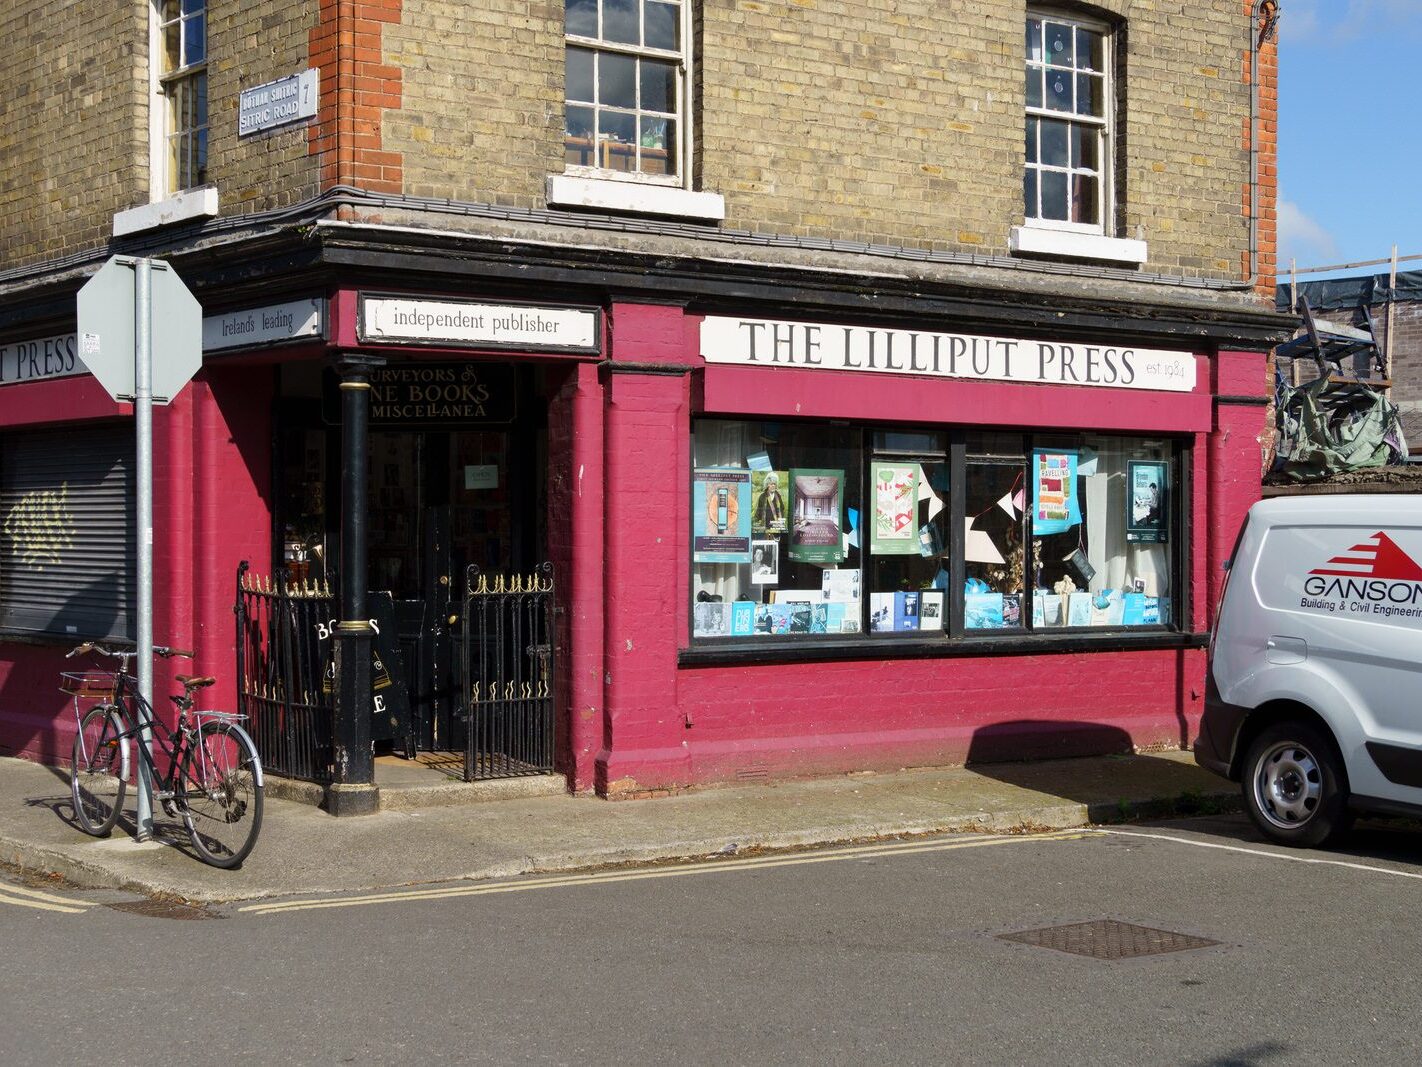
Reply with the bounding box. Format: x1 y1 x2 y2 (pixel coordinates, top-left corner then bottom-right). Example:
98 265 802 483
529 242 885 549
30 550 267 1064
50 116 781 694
367 424 543 752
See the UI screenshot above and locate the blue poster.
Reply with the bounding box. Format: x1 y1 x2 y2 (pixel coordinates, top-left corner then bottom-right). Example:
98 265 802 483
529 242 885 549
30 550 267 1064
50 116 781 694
693 467 753 563
1032 449 1082 534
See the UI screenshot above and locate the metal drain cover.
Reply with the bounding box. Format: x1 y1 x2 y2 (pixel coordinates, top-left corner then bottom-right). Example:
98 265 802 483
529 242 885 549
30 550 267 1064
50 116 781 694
998 919 1217 959
106 899 222 921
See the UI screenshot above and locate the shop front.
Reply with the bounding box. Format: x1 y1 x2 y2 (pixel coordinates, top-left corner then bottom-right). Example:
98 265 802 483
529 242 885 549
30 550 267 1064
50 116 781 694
0 279 1271 804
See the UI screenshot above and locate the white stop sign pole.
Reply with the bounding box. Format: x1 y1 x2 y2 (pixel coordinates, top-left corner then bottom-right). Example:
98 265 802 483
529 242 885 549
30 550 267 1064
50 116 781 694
77 256 201 842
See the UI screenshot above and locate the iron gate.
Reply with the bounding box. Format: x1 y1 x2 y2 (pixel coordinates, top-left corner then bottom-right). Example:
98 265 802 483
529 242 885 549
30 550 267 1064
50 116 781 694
460 563 557 781
234 561 335 783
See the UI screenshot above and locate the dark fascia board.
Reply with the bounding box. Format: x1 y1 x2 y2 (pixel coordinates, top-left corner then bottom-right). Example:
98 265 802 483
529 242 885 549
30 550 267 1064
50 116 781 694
0 221 1295 348
314 230 1294 347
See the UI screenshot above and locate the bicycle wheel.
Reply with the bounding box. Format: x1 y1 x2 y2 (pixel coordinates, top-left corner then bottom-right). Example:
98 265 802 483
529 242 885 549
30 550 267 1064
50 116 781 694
178 720 263 869
70 705 130 836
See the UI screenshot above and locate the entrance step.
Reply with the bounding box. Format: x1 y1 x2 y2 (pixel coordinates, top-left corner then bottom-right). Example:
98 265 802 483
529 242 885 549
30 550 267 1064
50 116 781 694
262 753 567 812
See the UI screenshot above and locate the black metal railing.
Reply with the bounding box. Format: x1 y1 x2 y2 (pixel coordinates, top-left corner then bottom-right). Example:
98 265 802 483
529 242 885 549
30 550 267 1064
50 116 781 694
235 561 335 783
460 563 557 781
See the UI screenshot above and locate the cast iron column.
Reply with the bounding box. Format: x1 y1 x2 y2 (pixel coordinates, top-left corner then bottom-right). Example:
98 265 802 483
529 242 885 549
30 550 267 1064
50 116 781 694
328 353 385 816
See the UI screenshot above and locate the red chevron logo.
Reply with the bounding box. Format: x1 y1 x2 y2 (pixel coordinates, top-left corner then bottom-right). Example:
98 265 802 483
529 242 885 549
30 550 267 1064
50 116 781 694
1309 531 1422 582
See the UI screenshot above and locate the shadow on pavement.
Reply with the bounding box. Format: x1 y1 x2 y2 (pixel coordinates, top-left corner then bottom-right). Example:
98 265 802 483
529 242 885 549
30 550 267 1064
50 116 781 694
963 719 1238 823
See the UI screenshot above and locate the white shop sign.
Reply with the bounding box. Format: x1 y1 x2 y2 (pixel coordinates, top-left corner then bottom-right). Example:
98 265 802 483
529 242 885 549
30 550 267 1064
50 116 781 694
0 300 324 388
0 333 85 385
700 316 1198 393
203 299 323 352
238 69 319 136
360 296 600 353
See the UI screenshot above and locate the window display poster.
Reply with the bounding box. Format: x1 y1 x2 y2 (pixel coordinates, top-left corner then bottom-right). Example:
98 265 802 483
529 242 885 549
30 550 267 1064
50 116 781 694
751 539 780 584
693 467 753 562
870 592 895 631
1127 460 1168 543
789 468 846 563
872 463 919 555
1032 450 1081 534
894 591 920 631
751 469 790 534
965 593 1005 629
920 591 944 630
730 600 755 636
821 568 861 603
693 601 728 637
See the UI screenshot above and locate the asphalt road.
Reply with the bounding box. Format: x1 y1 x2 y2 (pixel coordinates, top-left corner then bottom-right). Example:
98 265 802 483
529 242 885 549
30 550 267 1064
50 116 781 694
4 813 1422 1066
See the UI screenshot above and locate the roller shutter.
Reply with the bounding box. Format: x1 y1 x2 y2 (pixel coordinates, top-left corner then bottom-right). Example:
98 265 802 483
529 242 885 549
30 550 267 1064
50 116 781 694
0 425 135 640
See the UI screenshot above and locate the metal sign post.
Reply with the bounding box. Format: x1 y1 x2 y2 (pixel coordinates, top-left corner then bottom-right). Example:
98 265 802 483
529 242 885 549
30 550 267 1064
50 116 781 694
77 256 201 842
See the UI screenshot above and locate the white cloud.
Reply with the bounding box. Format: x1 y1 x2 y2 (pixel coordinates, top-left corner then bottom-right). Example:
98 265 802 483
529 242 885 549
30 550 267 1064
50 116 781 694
1285 0 1422 43
1278 199 1339 267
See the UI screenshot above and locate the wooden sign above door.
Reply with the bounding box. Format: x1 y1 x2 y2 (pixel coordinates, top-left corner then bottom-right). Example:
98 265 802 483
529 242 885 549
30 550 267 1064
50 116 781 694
324 362 517 427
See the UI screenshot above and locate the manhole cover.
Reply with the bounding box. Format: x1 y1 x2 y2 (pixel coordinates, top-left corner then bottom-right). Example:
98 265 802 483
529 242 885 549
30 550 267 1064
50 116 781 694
106 899 222 921
998 919 1218 959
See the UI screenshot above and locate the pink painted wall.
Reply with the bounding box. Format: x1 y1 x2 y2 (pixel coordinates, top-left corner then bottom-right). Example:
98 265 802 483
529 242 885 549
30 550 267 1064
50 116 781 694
0 365 273 763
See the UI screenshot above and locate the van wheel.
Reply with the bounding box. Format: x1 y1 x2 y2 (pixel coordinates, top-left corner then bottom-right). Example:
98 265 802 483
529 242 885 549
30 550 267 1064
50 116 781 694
1243 723 1352 848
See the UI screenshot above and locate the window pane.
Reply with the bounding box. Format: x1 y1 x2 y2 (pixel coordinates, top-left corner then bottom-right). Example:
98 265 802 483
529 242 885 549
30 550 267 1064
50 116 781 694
164 22 182 73
640 57 676 111
1025 117 1038 164
1076 27 1103 71
640 116 676 176
964 462 1026 631
1023 169 1038 219
1026 18 1043 63
1071 124 1098 170
1033 437 1172 630
598 52 636 108
646 1 680 50
194 124 208 186
162 0 181 20
181 0 203 15
692 421 863 641
599 110 636 170
868 457 950 634
1025 66 1042 108
565 105 595 165
185 14 205 65
566 47 594 102
1039 118 1068 166
1041 170 1069 221
565 0 597 37
1046 68 1072 111
1045 21 1073 67
1076 72 1102 117
1072 174 1099 225
603 0 638 45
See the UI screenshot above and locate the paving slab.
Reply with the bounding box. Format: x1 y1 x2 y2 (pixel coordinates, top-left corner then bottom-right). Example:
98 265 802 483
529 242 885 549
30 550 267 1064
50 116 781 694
0 749 1237 904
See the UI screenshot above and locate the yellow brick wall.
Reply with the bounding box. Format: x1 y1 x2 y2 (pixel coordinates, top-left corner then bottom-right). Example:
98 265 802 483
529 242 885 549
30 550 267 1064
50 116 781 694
0 2 149 267
384 0 564 208
207 2 322 216
387 0 1254 281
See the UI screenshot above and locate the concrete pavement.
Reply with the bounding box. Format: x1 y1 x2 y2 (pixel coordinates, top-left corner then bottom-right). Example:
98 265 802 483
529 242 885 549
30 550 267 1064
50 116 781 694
0 749 1238 904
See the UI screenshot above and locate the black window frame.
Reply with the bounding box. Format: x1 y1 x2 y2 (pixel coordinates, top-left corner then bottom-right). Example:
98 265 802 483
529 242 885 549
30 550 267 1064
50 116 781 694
684 417 1195 665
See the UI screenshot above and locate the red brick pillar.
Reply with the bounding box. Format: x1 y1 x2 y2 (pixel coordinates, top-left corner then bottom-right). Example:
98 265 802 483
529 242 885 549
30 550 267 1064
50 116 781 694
1208 349 1271 624
596 303 696 795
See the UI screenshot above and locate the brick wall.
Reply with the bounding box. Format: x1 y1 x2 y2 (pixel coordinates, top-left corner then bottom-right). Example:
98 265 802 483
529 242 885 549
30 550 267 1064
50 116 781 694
0 1 148 266
209 1 323 215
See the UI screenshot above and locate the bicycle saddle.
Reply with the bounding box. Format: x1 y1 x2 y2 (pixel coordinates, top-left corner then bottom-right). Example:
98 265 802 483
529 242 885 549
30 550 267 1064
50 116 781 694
175 675 216 689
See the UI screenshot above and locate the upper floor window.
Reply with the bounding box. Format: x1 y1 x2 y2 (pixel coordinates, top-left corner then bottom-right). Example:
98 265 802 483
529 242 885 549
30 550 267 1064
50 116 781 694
1024 12 1109 231
158 0 208 194
564 0 689 184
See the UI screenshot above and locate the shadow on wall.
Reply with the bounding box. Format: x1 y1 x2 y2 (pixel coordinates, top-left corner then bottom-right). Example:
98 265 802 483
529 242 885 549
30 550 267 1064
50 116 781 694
0 571 122 765
964 719 1236 822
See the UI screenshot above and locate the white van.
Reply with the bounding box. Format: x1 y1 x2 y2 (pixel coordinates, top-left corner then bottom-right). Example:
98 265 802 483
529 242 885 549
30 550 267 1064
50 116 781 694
1198 493 1422 847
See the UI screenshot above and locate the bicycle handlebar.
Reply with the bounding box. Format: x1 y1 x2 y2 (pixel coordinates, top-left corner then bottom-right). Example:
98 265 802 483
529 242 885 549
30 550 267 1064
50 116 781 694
66 642 194 660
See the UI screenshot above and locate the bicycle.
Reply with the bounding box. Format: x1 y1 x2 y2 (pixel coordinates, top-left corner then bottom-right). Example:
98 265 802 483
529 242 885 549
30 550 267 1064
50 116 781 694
64 642 264 869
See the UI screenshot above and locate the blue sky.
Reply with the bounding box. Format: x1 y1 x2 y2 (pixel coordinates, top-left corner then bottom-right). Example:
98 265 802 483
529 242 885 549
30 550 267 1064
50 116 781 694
1277 0 1422 279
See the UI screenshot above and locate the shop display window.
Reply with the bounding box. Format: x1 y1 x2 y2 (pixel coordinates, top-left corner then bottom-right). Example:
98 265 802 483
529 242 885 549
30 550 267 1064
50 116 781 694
691 419 1180 645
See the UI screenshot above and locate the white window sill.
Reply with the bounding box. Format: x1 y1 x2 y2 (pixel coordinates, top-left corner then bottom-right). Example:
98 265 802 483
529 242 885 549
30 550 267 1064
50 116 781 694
1009 225 1147 266
113 187 220 237
547 174 725 222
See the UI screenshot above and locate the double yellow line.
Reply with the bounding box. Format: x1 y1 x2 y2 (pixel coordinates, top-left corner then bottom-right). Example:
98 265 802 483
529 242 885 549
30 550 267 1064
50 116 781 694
241 829 1101 917
0 882 96 915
